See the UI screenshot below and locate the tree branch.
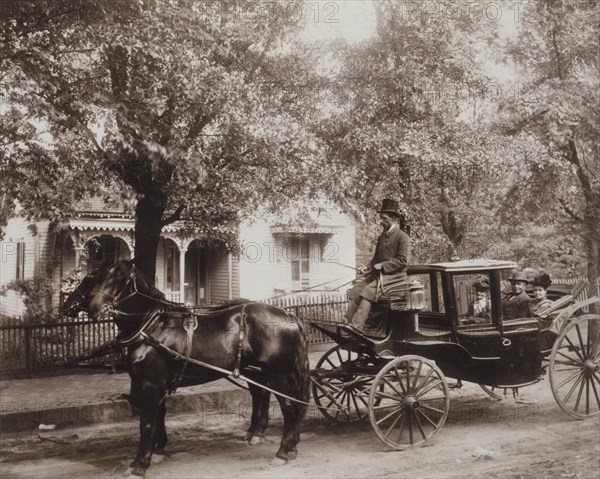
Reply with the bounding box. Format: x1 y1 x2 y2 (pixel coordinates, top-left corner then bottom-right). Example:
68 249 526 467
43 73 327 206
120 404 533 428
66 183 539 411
57 48 96 55
161 205 186 227
502 108 549 136
558 197 583 224
567 138 593 199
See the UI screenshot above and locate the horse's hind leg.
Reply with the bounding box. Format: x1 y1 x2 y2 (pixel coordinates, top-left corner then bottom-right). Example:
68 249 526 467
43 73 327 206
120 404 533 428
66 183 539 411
245 381 271 445
153 400 167 456
271 375 305 461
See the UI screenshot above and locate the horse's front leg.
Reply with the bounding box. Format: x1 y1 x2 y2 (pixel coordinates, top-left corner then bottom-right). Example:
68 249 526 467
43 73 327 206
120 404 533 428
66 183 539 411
128 347 168 477
153 400 168 457
130 381 165 476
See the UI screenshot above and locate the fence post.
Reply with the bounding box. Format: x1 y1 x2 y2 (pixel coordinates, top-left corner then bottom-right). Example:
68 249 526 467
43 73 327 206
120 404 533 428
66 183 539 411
24 321 32 372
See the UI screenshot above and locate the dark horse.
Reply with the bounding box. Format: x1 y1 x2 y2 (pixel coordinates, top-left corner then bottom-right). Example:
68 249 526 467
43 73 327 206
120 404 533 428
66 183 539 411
63 260 310 476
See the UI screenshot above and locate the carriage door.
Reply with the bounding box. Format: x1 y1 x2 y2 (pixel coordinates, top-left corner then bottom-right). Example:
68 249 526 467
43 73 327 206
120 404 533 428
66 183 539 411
498 318 542 386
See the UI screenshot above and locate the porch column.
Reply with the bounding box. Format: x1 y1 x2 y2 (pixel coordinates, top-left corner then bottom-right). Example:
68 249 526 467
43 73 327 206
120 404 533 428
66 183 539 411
179 247 187 304
228 253 232 300
74 246 86 269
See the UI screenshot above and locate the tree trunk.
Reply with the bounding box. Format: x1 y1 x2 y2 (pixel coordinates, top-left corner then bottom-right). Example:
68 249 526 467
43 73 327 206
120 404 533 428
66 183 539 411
134 195 166 285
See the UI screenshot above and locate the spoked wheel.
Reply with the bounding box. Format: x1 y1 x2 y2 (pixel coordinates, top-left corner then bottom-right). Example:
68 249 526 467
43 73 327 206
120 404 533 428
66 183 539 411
368 355 450 449
479 385 520 401
311 346 378 422
549 314 600 418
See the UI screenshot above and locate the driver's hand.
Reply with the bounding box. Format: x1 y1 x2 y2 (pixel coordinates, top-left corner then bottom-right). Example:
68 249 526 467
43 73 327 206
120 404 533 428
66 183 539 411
373 263 383 271
358 265 367 273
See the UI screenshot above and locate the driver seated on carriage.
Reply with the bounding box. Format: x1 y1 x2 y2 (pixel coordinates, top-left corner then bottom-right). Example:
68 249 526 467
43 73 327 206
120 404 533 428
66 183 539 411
344 198 411 337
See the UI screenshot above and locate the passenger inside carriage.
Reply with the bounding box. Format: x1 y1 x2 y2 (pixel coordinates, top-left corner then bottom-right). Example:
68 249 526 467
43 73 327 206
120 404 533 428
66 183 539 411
461 276 491 325
529 273 553 317
501 271 531 320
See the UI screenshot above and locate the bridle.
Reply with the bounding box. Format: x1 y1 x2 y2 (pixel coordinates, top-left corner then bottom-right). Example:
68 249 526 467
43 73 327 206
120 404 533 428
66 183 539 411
89 263 176 320
64 274 97 316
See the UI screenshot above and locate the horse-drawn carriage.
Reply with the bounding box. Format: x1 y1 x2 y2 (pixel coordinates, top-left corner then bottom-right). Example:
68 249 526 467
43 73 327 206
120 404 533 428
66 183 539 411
63 258 599 474
309 259 600 449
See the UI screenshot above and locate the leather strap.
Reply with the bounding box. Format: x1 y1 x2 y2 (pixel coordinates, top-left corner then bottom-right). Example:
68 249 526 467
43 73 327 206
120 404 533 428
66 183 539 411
169 313 198 394
233 304 247 378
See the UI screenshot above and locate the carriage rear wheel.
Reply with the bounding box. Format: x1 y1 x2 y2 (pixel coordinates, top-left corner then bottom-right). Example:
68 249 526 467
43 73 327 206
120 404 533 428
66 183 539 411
311 346 377 422
368 355 450 449
549 314 600 418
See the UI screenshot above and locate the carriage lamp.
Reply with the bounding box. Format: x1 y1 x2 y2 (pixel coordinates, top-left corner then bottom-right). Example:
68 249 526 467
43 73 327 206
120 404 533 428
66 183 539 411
407 280 425 311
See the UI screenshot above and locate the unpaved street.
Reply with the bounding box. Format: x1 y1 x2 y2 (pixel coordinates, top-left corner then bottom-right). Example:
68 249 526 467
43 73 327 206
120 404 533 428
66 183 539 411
1 380 599 479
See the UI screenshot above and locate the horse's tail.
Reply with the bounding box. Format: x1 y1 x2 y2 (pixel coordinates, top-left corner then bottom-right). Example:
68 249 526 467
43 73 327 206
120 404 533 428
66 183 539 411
289 313 311 418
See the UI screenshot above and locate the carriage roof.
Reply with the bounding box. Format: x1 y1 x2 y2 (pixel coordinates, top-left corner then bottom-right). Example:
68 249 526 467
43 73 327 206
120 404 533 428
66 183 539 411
408 259 518 274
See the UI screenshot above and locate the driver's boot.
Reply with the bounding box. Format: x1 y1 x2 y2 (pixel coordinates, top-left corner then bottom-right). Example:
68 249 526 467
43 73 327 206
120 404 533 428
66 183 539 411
351 298 372 332
344 301 359 322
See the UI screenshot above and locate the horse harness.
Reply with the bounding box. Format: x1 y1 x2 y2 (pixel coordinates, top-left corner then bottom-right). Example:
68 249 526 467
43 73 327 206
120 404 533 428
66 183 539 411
113 303 248 396
67 273 339 413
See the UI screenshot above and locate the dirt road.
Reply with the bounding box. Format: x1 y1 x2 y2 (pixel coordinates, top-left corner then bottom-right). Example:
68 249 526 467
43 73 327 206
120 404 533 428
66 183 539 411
1 380 598 479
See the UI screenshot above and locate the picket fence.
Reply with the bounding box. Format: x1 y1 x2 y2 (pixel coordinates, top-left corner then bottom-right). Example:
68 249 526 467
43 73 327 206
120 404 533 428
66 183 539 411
0 293 348 374
1 279 598 375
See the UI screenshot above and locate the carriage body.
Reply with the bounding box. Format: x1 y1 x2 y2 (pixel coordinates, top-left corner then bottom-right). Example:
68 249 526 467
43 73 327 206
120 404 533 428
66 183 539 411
309 259 600 449
315 259 545 388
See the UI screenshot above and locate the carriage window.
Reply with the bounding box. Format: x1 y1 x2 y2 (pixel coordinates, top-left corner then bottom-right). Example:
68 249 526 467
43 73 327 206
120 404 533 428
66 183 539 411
408 273 444 313
453 273 492 325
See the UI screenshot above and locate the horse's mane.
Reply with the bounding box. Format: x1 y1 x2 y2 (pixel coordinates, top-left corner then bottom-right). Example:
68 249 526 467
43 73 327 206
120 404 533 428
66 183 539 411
113 260 250 313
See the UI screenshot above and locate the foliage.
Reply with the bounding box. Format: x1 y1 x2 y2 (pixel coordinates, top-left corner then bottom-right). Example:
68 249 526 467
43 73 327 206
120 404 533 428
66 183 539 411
0 269 56 323
495 0 600 283
1 0 329 279
318 1 523 262
2 0 597 285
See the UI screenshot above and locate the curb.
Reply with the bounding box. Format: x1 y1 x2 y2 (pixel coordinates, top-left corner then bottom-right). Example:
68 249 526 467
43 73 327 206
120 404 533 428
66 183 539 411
1 385 252 434
0 347 331 434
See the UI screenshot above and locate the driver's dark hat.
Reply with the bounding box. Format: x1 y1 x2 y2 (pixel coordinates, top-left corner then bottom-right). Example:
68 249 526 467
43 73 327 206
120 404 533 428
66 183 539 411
378 198 402 218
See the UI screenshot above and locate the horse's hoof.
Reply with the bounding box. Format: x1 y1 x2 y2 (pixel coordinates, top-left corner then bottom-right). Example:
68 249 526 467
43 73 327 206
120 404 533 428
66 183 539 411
270 456 288 466
286 450 298 461
152 453 166 465
249 436 263 446
130 466 146 477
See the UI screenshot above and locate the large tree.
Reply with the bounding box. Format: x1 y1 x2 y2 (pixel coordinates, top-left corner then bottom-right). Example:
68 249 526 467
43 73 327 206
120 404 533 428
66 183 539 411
316 1 518 261
497 0 600 287
1 0 326 280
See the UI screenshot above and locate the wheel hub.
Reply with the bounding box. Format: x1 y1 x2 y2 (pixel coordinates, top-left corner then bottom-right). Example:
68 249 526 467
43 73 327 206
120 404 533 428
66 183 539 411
583 360 599 375
404 395 419 409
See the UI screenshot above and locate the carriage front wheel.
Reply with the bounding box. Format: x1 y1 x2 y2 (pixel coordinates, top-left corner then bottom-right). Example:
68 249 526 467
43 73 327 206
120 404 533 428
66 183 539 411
311 346 376 422
368 355 450 450
549 314 600 418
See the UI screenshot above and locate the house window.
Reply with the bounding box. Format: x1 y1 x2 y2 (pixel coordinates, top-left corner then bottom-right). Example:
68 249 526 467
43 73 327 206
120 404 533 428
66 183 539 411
16 242 25 280
164 243 180 290
288 237 310 290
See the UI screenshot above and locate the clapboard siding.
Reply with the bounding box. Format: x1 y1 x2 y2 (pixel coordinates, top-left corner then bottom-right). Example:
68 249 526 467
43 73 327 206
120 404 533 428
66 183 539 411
207 244 230 303
237 209 356 300
0 216 52 317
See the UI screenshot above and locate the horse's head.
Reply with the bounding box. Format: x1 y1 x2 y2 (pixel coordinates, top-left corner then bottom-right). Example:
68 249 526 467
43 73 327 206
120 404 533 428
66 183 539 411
63 273 99 317
62 260 136 320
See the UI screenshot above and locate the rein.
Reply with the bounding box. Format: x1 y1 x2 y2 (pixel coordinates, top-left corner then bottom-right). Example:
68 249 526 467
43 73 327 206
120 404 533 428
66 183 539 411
139 331 349 414
264 271 371 302
80 265 351 415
